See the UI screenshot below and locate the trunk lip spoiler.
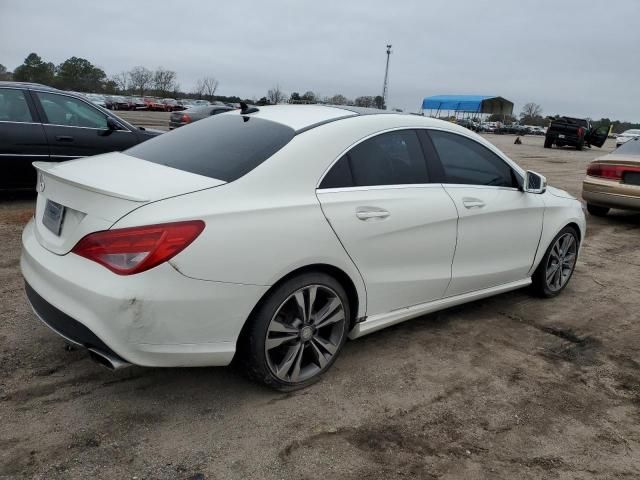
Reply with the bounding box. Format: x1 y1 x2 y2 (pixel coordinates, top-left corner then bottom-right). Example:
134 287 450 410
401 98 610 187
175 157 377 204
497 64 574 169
33 161 150 203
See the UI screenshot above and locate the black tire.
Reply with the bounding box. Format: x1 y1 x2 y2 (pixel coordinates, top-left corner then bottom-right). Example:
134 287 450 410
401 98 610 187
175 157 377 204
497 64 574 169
239 272 351 391
544 137 553 148
576 140 584 151
587 204 609 216
532 225 580 298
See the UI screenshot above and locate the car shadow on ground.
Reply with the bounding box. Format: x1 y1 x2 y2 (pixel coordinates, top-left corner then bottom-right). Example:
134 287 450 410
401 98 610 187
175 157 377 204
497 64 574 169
36 287 535 407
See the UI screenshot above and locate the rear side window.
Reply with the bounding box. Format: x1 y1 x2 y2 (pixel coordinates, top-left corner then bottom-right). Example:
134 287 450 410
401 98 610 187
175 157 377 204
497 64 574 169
319 130 428 188
616 138 640 155
428 130 518 188
0 89 34 122
126 114 295 182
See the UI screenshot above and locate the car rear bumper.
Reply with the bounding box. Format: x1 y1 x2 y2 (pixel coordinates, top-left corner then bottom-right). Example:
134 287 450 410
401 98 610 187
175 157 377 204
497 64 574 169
21 219 269 367
582 177 640 211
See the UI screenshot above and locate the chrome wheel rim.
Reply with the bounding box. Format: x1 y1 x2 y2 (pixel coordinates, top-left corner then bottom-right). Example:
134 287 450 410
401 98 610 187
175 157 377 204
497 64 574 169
545 233 577 292
265 285 346 383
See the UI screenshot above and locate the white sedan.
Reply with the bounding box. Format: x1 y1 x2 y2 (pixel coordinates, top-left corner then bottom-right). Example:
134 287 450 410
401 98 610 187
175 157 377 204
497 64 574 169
22 105 585 390
616 129 640 148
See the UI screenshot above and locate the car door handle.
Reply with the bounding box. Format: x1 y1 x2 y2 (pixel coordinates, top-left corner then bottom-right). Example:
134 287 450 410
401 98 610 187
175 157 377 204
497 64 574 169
55 136 74 142
356 207 390 221
462 198 486 209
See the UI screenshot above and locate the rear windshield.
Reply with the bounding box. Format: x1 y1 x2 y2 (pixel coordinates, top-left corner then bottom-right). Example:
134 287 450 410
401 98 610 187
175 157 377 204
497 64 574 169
126 114 296 182
616 138 640 155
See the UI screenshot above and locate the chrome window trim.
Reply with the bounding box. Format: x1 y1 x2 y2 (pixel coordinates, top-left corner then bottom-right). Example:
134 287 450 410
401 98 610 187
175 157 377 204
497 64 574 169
315 125 525 190
41 123 132 132
317 183 447 194
0 119 40 125
440 183 522 192
0 153 49 157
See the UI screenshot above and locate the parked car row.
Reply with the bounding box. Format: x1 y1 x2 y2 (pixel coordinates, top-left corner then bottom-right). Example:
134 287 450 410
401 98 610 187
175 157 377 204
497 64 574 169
454 120 547 136
67 92 222 112
614 129 640 148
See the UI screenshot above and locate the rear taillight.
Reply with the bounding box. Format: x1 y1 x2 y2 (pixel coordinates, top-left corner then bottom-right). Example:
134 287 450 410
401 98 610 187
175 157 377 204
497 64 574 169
72 221 205 275
586 163 640 181
181 113 191 123
577 127 584 137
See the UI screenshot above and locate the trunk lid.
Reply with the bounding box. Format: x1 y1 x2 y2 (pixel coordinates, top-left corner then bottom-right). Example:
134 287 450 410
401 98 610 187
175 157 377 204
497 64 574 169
32 152 225 255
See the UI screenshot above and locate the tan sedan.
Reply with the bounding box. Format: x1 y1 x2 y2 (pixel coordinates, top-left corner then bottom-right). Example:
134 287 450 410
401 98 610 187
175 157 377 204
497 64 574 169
583 138 640 216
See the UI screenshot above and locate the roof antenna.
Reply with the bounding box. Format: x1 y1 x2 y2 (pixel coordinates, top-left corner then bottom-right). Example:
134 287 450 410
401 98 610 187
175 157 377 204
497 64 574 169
240 101 259 115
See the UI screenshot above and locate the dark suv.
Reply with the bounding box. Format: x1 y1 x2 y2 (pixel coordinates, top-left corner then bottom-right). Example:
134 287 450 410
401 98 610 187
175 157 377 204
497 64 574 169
544 117 608 150
0 82 162 189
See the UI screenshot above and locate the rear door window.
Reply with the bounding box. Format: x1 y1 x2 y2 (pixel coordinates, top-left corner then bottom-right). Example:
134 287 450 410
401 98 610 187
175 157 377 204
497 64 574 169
319 129 429 188
126 114 295 182
0 88 35 122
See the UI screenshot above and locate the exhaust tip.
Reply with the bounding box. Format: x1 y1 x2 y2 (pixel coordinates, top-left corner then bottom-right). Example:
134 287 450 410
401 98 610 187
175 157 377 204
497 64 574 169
88 348 131 370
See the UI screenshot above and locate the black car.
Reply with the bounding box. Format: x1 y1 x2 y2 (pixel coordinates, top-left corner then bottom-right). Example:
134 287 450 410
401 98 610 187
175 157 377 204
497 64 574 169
109 95 134 111
0 82 162 189
169 104 235 129
544 117 608 150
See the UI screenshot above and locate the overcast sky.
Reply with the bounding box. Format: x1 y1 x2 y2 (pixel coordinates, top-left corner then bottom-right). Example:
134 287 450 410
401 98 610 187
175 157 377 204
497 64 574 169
1 0 639 120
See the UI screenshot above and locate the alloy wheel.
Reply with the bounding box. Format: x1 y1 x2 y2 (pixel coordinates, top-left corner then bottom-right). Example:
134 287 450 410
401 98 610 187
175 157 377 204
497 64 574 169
545 233 577 292
265 284 346 383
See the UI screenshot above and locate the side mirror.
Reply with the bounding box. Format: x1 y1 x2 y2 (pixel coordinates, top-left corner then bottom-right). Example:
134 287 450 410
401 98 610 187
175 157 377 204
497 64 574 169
100 117 120 136
524 170 547 194
106 117 120 130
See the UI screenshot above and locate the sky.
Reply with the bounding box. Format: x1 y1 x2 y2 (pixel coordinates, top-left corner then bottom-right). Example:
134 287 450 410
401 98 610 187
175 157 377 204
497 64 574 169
1 0 639 121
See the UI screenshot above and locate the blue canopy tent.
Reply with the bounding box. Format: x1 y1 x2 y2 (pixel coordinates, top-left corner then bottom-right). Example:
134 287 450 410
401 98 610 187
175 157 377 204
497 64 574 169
421 95 513 118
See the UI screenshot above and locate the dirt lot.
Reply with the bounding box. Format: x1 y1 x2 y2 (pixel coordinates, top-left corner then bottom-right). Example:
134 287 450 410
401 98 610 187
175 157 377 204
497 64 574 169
1 123 639 479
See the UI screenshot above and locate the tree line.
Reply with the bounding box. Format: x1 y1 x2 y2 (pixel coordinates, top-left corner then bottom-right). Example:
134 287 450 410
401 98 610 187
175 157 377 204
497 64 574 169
1 53 386 109
2 53 638 131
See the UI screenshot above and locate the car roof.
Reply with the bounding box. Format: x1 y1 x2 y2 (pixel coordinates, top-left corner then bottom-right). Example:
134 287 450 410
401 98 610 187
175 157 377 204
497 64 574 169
0 81 60 92
221 104 485 143
228 104 404 133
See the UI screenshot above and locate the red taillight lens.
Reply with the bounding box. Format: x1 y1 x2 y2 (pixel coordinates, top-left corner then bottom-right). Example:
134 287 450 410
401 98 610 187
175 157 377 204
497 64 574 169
181 113 191 123
577 127 584 137
72 221 205 275
587 163 640 181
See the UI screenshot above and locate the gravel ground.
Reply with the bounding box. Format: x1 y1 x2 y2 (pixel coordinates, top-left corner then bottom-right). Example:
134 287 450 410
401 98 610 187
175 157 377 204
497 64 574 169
1 125 639 479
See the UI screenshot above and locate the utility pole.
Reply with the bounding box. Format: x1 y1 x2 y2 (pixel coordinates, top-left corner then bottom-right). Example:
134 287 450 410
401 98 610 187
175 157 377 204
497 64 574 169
381 44 392 109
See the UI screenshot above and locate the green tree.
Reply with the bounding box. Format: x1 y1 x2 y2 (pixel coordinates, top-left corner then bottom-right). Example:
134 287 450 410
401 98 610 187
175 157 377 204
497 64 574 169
301 91 316 103
374 95 385 109
55 56 106 92
354 96 376 108
326 94 349 105
290 92 301 102
0 64 12 80
13 53 55 85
